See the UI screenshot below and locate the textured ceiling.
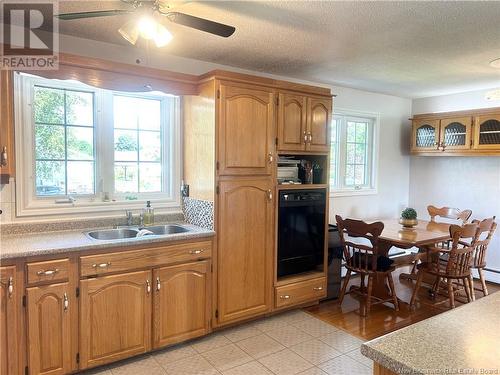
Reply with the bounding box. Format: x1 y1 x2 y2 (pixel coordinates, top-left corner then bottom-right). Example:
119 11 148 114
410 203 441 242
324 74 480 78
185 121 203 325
54 0 500 98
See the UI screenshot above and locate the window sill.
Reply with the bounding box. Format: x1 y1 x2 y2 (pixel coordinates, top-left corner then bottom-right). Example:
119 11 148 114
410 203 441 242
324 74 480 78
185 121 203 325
330 188 378 198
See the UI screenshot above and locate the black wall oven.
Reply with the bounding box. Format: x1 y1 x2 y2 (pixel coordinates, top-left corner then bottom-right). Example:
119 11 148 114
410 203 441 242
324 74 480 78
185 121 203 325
277 189 326 278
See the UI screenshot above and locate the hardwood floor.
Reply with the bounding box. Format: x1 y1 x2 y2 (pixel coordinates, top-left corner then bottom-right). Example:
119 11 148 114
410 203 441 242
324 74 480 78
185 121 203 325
305 265 500 341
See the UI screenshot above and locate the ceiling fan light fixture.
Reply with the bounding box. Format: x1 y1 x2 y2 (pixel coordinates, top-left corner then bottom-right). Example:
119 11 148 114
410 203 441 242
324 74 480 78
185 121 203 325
154 24 173 47
118 20 139 45
137 16 157 40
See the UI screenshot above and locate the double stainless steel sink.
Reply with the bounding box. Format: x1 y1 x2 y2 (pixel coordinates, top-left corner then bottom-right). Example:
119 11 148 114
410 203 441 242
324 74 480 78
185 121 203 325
85 224 191 241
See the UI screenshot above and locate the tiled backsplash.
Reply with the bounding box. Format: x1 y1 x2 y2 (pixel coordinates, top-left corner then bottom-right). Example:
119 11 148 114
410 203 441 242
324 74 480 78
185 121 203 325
182 197 214 230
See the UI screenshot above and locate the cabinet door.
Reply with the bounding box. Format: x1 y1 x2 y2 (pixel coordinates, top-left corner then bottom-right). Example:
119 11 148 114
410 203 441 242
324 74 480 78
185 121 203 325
218 82 275 175
80 270 152 369
306 97 331 152
26 282 74 375
439 117 472 151
277 92 307 152
411 119 440 152
217 178 273 324
153 261 210 348
0 266 18 375
473 114 500 150
0 71 14 177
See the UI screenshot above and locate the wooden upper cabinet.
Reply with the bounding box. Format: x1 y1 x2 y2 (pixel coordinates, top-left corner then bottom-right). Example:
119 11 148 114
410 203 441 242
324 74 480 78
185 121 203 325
218 82 275 175
439 116 472 151
153 261 210 348
80 270 152 369
217 178 273 324
26 282 75 375
277 92 307 152
411 119 440 152
0 71 15 179
1 266 18 375
473 114 500 150
306 97 331 152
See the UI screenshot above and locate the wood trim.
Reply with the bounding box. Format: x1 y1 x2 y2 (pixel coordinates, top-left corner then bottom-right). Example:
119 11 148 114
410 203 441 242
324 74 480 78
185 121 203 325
199 70 332 97
0 70 15 180
412 106 500 121
0 266 19 375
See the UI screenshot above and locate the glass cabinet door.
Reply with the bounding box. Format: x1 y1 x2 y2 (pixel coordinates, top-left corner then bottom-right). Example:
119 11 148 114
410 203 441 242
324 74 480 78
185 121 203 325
412 119 440 152
439 116 472 151
474 115 500 150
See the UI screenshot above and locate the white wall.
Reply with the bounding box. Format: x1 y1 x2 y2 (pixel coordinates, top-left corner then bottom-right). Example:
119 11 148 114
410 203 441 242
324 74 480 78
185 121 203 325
411 92 500 283
330 87 411 222
0 34 412 224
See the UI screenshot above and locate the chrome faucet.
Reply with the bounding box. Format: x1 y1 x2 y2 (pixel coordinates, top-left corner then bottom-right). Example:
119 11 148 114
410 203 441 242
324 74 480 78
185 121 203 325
125 210 133 226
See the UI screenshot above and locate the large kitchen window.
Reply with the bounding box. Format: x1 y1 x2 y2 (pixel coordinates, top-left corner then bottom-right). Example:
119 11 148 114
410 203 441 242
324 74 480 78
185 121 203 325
330 111 378 195
15 73 180 216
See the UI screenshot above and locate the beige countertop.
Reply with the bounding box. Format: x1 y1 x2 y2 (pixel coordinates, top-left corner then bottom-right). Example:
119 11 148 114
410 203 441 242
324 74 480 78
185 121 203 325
0 223 215 260
361 292 500 374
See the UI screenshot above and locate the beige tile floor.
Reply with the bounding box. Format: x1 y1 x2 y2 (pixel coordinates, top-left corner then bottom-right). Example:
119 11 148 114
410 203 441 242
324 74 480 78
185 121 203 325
80 310 371 375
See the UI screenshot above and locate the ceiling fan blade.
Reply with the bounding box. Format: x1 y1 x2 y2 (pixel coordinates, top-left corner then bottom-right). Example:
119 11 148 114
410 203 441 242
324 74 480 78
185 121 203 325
165 12 235 37
56 10 133 20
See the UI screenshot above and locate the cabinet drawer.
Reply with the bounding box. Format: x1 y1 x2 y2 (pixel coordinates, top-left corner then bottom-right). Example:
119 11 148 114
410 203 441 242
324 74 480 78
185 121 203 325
80 240 212 277
26 258 70 285
275 277 326 308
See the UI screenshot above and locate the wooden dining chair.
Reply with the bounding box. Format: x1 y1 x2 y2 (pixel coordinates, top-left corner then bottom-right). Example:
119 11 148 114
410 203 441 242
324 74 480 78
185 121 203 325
427 205 472 223
336 215 399 316
410 222 478 309
406 205 473 277
468 217 497 298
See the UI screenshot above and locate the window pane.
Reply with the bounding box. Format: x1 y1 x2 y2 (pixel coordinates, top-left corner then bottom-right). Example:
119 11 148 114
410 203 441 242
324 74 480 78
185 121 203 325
347 122 356 142
67 161 94 194
355 143 366 164
355 122 367 143
114 130 138 161
34 87 64 124
113 96 161 130
355 165 366 185
66 91 93 126
346 143 355 164
345 164 355 186
139 131 161 161
67 126 94 160
331 119 338 143
35 124 65 159
36 161 65 196
138 99 161 130
139 163 162 192
114 162 138 193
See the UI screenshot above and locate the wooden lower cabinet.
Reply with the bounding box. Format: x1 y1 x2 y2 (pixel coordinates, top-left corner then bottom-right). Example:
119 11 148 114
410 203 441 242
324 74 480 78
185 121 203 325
1 266 18 375
217 178 274 324
79 270 152 369
26 282 76 375
153 261 210 348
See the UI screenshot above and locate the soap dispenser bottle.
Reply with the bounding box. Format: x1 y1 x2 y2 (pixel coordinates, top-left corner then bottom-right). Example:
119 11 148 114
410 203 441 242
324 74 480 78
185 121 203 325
143 201 154 226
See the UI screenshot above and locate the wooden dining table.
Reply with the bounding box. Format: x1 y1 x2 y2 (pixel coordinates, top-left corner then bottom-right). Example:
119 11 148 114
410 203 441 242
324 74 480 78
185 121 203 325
363 219 452 304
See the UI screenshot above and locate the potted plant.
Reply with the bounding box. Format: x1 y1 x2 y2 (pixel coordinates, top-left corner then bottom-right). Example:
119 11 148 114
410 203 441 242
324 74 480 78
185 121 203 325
400 208 418 228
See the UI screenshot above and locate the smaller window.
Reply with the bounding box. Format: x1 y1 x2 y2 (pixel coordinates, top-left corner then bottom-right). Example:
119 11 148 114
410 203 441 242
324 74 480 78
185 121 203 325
330 112 378 195
33 85 96 197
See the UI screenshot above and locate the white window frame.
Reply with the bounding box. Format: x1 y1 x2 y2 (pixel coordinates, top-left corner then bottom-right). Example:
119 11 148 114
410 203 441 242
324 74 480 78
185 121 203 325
14 73 182 217
330 108 379 197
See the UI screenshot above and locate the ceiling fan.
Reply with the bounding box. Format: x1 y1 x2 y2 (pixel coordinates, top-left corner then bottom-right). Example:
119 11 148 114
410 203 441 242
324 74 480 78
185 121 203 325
56 0 236 47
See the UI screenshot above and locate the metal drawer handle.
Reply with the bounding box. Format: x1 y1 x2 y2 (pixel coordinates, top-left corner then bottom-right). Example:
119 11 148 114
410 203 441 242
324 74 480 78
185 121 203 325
156 277 161 292
63 293 69 311
146 280 151 294
268 152 274 164
313 286 323 291
7 277 13 298
267 190 273 201
37 269 59 276
280 295 291 300
92 262 111 269
308 132 313 143
189 249 204 255
1 146 7 167
303 131 308 144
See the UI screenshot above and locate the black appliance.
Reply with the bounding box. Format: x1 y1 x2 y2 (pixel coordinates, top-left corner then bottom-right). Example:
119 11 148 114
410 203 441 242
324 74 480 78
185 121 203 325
326 224 343 299
277 189 326 278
